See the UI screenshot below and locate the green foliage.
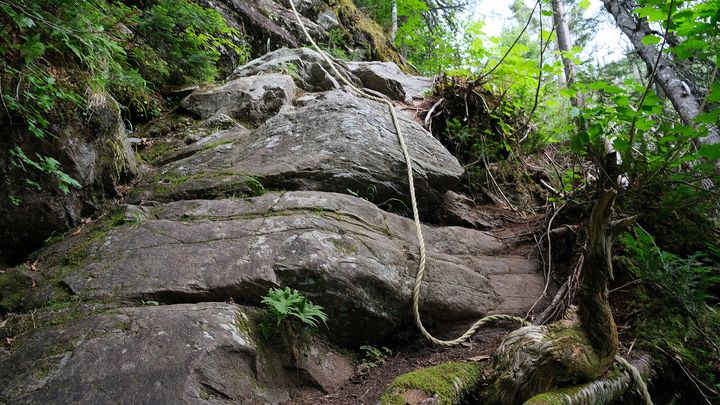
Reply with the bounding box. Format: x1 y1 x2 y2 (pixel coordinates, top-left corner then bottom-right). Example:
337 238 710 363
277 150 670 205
0 0 245 194
136 0 246 85
261 287 328 328
10 147 81 194
359 344 392 369
618 228 720 392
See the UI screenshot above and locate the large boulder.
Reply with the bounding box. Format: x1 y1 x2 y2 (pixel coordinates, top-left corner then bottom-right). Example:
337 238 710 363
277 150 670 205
131 90 463 215
181 74 297 125
0 302 353 404
230 47 360 91
347 61 435 102
10 192 546 346
0 98 138 262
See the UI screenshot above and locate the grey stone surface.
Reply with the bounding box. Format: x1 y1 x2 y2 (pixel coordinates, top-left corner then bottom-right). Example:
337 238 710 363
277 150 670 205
133 90 463 213
181 73 296 124
347 61 435 102
231 47 360 91
317 9 340 30
440 191 504 230
0 303 352 404
29 191 545 345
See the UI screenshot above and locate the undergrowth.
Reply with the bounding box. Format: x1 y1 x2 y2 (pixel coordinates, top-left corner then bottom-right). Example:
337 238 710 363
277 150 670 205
0 0 248 197
618 227 720 398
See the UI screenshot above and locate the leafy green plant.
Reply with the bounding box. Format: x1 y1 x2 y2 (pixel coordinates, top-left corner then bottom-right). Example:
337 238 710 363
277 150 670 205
261 287 328 328
136 0 246 85
618 227 720 392
10 147 81 194
359 344 392 369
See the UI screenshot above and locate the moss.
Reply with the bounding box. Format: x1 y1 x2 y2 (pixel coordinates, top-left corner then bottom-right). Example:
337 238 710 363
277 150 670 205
199 388 210 401
522 385 585 405
234 311 252 336
199 139 234 150
0 268 32 312
380 361 482 405
142 142 174 163
113 321 132 332
330 238 359 254
245 177 265 196
327 0 408 70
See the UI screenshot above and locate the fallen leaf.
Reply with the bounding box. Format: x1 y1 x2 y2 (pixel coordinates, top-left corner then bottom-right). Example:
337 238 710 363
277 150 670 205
468 355 491 362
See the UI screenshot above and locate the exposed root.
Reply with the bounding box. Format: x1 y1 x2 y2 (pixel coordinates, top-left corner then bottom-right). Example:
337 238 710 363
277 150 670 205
523 354 653 405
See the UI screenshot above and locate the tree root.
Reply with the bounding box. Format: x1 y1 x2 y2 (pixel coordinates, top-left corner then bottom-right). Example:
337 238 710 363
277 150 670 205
523 353 653 405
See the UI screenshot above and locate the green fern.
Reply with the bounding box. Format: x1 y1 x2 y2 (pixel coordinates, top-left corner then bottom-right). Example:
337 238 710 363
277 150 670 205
261 287 328 328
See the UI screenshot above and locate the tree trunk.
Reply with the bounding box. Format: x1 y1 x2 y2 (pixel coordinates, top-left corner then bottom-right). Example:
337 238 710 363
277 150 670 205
480 190 634 404
602 0 720 160
391 0 398 42
552 0 584 108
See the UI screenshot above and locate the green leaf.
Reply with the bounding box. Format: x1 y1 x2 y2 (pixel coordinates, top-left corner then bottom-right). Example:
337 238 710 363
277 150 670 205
16 15 35 29
579 0 591 10
635 6 666 22
588 81 608 91
697 144 720 160
642 35 661 46
706 83 720 103
614 95 630 107
20 35 46 61
636 118 654 131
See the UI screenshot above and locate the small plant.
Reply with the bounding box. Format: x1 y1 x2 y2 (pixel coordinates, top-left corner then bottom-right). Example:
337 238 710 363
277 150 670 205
261 287 328 328
360 344 392 369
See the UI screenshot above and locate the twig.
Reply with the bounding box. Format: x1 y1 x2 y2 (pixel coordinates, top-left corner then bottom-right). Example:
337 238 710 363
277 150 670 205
526 203 566 318
475 0 541 84
654 345 717 404
609 279 639 293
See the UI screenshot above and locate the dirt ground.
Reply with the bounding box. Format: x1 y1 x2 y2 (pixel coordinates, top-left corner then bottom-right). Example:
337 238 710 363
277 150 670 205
292 325 511 404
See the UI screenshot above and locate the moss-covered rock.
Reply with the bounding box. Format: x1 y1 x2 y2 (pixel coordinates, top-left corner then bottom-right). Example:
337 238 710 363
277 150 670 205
380 361 483 405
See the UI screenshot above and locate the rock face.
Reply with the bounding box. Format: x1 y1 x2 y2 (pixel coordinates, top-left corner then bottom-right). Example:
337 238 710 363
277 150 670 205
132 90 463 215
347 61 435 102
14 191 544 346
1 47 551 404
231 47 359 91
181 74 297 124
0 303 352 404
0 99 138 262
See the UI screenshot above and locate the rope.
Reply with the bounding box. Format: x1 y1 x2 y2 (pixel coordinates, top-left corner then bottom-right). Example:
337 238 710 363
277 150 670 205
286 2 652 402
288 0 527 347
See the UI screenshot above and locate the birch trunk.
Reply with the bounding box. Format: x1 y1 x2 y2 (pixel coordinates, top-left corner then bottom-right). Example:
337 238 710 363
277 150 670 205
602 0 720 158
391 0 398 42
552 0 584 108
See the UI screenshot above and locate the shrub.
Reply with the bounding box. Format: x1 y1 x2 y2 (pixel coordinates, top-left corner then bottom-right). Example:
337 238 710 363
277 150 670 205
618 227 720 393
135 0 246 86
